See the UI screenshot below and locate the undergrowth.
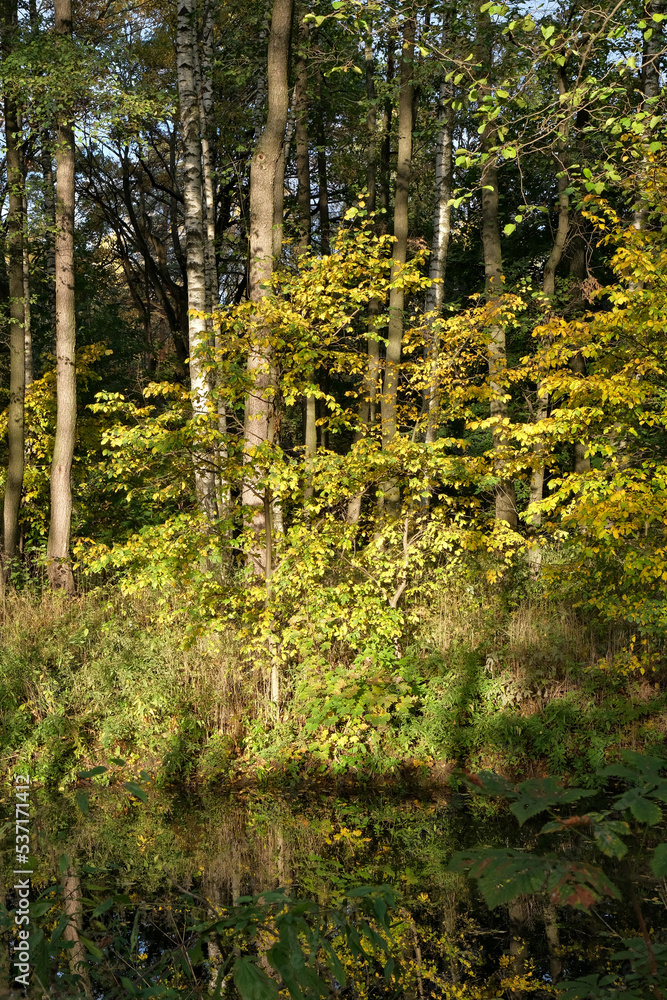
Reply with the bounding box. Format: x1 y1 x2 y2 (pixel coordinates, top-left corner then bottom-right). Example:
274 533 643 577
1 587 665 788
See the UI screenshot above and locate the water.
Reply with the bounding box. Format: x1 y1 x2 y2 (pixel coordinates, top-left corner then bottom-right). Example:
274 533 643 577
1 776 665 997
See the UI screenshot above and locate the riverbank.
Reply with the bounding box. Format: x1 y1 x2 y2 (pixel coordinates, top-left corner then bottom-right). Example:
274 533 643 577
2 588 665 790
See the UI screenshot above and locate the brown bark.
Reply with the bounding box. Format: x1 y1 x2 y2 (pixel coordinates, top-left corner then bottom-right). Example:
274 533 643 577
314 65 330 254
424 17 454 444
2 0 25 568
381 16 414 452
478 15 517 528
378 27 395 227
243 0 293 573
41 132 57 344
47 0 77 593
528 68 570 544
294 11 311 250
62 873 92 997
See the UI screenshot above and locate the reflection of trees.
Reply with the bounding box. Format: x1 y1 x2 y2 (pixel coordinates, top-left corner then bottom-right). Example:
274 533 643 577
62 871 93 998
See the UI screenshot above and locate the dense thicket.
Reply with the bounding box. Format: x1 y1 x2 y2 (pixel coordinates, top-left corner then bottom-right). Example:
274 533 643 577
1 0 667 751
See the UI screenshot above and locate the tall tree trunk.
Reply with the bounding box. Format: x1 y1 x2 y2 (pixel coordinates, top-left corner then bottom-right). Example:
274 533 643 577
41 132 57 345
62 873 92 998
294 12 318 493
528 67 570 550
2 0 25 568
347 22 381 524
424 18 454 445
294 13 311 251
176 0 217 520
315 65 330 255
478 16 517 528
46 0 76 593
243 0 293 573
635 0 664 230
378 27 395 227
380 14 414 466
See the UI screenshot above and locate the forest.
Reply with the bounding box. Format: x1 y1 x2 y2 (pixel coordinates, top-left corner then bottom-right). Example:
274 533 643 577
1 0 667 996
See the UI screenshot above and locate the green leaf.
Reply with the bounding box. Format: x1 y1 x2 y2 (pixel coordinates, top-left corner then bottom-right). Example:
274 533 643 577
651 843 667 876
92 897 115 918
233 957 280 1000
77 766 107 779
79 935 104 961
124 781 148 804
76 792 90 816
504 224 516 236
58 853 70 874
592 821 629 859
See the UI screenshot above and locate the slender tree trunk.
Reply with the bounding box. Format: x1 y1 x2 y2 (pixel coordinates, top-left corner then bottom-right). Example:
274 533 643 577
2 0 25 568
294 14 317 494
243 0 293 573
347 24 380 524
635 0 664 230
381 15 414 466
176 0 217 520
478 16 517 528
528 68 570 552
47 0 76 593
315 65 330 255
62 873 92 998
41 132 57 345
424 20 454 445
295 12 311 251
378 27 395 227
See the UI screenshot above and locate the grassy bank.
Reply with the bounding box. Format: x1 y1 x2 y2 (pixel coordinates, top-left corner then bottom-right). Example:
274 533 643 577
1 587 665 789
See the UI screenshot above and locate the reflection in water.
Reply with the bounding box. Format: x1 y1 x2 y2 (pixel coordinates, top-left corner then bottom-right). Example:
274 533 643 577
0 781 663 997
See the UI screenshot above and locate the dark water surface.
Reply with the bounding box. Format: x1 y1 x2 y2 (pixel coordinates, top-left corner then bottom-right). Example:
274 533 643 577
1 776 665 997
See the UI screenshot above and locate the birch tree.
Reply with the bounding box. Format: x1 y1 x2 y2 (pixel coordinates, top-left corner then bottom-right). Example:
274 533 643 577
176 0 217 520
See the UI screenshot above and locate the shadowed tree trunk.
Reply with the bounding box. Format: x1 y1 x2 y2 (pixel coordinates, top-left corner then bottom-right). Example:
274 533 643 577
243 0 293 573
314 65 330 256
2 0 25 570
478 13 517 528
424 13 454 445
176 0 217 520
46 0 77 593
294 10 318 492
528 67 570 567
62 873 92 998
380 14 415 496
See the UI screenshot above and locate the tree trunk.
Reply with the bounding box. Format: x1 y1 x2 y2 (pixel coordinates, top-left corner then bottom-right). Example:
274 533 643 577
380 15 414 462
528 68 570 553
347 24 380 524
424 20 454 445
47 0 76 594
41 131 57 345
2 0 25 568
176 0 217 520
243 0 293 573
315 65 330 255
378 27 395 227
62 873 92 997
296 16 317 491
294 12 311 251
478 16 517 528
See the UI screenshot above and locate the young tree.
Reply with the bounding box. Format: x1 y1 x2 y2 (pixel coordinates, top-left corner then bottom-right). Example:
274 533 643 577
380 12 415 503
243 0 293 573
2 0 26 570
46 0 77 593
176 0 217 519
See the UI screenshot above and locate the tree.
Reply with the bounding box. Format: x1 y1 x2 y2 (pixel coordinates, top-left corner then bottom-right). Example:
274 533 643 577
46 0 77 593
1 0 26 572
243 0 293 574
